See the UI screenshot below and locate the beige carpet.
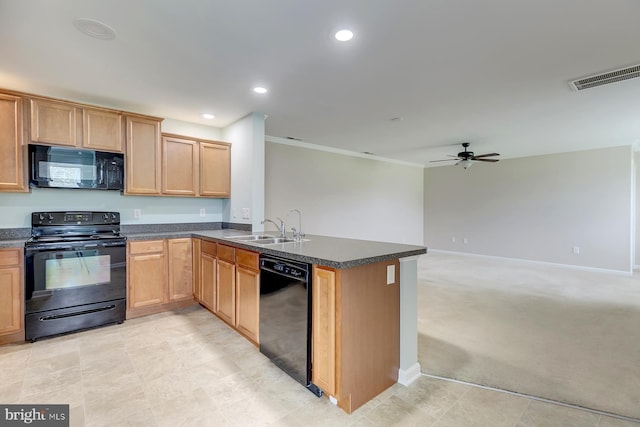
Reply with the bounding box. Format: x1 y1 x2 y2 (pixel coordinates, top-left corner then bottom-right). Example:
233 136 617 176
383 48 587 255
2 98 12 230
417 252 640 420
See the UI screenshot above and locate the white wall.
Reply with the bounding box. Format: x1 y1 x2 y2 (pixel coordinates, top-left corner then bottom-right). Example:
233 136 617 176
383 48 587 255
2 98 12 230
265 140 424 245
424 145 634 273
0 118 226 228
222 113 266 229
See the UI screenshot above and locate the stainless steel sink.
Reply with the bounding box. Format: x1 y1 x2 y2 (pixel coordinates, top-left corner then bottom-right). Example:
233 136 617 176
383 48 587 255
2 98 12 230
255 237 296 245
228 234 276 241
226 234 302 245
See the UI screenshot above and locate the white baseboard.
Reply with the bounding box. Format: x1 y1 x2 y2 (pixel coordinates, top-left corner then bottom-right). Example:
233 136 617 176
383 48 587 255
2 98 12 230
398 363 422 386
428 249 632 277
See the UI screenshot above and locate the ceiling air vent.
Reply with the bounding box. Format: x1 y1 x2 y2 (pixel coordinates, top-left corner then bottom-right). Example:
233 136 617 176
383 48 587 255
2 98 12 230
569 64 640 91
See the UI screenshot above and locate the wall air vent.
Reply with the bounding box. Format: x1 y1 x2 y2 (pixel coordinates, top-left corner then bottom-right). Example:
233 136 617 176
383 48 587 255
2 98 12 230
569 64 640 91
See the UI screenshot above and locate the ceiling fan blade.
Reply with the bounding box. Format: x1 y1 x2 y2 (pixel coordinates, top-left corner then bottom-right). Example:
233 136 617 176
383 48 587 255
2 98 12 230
473 158 499 162
429 158 460 163
472 153 500 158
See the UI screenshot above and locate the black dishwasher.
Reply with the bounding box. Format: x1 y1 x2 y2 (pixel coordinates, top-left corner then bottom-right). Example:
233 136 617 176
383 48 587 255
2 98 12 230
259 255 322 397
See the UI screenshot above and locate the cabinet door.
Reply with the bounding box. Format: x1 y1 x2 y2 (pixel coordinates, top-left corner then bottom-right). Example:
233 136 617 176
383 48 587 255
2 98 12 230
0 93 26 192
200 142 230 197
235 266 259 344
0 248 23 343
125 115 161 195
216 259 236 325
312 266 337 396
167 238 193 302
30 99 79 146
162 135 198 196
127 241 167 309
192 239 202 304
200 251 216 312
83 108 124 152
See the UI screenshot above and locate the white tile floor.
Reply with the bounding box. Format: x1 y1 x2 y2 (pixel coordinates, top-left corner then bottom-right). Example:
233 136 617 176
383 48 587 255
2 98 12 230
1 303 638 426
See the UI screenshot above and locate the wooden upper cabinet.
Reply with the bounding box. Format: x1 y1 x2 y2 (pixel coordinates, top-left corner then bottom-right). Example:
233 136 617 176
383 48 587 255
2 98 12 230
125 115 162 195
83 108 124 152
0 93 26 192
30 98 125 153
200 142 230 197
159 133 231 198
162 135 198 196
30 98 80 147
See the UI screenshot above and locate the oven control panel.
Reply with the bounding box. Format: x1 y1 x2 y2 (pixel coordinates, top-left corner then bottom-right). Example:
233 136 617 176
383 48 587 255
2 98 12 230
32 211 120 225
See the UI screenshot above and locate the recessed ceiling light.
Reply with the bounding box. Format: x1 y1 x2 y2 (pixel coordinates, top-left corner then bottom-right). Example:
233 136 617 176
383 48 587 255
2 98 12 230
335 29 354 42
253 87 268 94
73 18 116 40
201 113 215 120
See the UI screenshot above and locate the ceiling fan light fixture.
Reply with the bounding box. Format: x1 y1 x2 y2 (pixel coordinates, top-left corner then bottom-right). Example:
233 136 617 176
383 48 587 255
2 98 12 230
459 159 473 170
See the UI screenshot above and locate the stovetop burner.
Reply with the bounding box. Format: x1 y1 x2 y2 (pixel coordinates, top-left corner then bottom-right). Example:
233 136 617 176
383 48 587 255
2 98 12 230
33 234 123 243
28 211 124 247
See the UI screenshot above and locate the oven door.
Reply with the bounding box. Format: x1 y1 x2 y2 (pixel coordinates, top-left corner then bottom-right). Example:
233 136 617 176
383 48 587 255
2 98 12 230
25 241 126 315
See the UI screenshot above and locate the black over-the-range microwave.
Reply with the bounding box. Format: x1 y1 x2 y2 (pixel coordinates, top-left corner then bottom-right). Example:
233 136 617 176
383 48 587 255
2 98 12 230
29 144 125 190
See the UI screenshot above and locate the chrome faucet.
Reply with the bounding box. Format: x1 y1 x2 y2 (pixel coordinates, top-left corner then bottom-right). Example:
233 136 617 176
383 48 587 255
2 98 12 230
261 217 286 238
289 209 305 241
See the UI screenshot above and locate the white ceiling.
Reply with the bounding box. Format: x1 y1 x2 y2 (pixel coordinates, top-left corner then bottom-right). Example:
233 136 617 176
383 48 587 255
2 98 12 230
2 0 640 166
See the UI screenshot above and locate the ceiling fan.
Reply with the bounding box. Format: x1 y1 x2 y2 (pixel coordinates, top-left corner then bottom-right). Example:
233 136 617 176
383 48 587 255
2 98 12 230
430 142 500 169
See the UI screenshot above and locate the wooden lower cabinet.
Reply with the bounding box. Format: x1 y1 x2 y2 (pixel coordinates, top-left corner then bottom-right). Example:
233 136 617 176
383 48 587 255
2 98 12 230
235 249 260 344
168 238 194 301
127 238 195 319
0 248 24 344
216 246 236 325
199 240 217 311
127 240 167 311
194 240 259 345
312 266 337 396
312 260 401 414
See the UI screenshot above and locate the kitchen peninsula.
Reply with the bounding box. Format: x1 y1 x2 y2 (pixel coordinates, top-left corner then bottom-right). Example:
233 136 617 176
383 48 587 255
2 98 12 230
125 227 426 414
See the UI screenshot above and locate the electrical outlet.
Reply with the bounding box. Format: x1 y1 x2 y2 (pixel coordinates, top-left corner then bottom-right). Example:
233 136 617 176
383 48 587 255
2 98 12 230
572 246 580 255
134 209 141 219
242 208 250 219
386 265 396 285
199 208 206 217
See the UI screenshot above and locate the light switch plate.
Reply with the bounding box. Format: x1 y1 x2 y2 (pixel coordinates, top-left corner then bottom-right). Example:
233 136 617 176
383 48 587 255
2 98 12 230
387 265 395 285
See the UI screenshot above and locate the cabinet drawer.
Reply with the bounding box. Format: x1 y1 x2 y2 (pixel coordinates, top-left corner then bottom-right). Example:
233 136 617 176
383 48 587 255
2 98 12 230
217 244 235 263
0 248 22 267
129 240 165 255
236 249 259 271
201 240 217 257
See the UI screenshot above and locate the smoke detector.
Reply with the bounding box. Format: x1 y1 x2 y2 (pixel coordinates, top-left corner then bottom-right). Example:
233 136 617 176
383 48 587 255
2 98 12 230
73 18 116 40
569 64 640 91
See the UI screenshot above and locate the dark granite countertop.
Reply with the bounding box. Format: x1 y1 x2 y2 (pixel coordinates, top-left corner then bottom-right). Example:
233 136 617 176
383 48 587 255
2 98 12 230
0 225 426 268
0 239 27 249
127 229 426 269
